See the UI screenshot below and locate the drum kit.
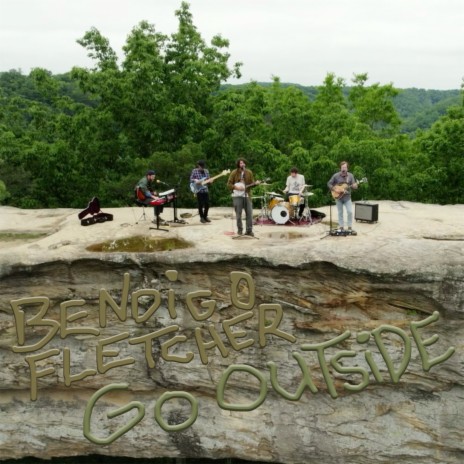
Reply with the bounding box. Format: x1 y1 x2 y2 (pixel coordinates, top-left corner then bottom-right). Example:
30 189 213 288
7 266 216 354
253 184 314 225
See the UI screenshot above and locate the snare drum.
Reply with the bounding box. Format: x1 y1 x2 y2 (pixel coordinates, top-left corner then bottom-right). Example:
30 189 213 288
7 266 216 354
288 194 300 206
271 203 290 224
268 195 284 210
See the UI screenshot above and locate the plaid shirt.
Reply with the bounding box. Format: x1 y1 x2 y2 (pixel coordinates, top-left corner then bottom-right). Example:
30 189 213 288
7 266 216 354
190 168 210 193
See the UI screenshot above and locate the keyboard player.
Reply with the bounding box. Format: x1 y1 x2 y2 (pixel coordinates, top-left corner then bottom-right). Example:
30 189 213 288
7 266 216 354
135 170 167 225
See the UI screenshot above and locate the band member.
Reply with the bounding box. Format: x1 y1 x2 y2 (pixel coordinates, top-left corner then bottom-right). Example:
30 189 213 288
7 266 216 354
190 160 210 223
135 170 165 224
283 167 306 218
227 158 260 236
327 161 358 234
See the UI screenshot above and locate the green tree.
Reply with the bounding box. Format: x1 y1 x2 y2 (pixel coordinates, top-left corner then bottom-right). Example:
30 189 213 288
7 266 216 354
349 73 401 136
0 178 8 203
310 73 354 151
265 77 313 153
415 104 464 203
72 2 241 158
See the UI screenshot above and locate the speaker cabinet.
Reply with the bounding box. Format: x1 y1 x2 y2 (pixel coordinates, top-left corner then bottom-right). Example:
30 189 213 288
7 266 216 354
355 202 378 223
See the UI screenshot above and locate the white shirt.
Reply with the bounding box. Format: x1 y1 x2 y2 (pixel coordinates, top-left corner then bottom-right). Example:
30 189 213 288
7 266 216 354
285 174 305 194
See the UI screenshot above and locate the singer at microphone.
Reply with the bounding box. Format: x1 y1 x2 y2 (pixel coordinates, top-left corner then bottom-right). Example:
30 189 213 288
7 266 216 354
134 169 166 224
227 158 259 237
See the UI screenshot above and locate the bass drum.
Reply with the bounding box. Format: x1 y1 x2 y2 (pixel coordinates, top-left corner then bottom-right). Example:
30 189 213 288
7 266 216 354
271 203 290 224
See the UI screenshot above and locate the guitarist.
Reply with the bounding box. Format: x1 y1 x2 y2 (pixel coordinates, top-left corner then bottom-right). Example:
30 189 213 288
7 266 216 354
227 158 260 237
190 160 211 223
327 161 358 234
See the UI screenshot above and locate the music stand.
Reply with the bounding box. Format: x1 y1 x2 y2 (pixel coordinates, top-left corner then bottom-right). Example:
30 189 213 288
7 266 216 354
165 180 188 225
168 196 187 224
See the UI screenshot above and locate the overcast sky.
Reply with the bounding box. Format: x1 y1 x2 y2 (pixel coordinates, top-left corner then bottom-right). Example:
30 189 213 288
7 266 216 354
1 0 463 90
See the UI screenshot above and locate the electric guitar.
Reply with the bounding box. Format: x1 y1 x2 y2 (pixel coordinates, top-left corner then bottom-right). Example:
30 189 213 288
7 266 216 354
331 177 368 200
233 177 271 197
190 169 231 194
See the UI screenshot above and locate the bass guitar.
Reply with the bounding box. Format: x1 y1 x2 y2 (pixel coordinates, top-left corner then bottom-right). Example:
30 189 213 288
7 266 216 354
190 169 231 194
331 177 368 200
233 177 271 197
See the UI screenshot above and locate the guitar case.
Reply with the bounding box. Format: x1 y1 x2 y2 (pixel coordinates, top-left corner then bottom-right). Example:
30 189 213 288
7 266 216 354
78 197 113 226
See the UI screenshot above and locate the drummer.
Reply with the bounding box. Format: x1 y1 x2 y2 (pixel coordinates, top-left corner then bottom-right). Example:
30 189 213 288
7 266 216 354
283 167 306 218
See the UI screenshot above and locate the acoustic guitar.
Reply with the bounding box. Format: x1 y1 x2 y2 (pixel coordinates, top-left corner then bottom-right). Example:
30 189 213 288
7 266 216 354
331 177 368 200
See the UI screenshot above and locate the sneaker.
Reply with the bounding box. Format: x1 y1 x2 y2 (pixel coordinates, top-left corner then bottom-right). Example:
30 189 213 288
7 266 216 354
245 231 254 237
205 218 211 222
348 227 357 235
237 230 243 236
200 218 207 223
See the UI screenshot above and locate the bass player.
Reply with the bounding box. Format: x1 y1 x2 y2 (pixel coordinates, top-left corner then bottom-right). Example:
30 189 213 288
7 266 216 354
227 158 261 237
327 161 358 234
190 160 211 223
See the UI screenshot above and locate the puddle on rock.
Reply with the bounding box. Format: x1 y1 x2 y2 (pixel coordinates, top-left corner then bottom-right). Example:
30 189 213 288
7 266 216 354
0 232 48 241
265 232 305 240
86 235 192 252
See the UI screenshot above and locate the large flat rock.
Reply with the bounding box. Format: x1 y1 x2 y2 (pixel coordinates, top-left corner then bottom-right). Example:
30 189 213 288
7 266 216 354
0 201 463 464
1 201 463 274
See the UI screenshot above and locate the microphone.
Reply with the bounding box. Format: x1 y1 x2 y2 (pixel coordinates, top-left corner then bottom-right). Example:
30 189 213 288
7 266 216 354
156 180 168 186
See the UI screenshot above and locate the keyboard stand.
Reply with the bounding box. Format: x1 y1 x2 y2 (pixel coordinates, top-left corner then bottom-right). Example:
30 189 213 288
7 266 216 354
149 213 169 232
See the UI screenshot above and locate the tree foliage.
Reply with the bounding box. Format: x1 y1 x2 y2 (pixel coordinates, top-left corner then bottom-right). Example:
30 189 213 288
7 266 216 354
0 2 463 209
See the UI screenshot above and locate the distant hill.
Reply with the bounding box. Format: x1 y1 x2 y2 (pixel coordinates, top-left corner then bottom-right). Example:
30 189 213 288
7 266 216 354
393 88 461 133
221 82 461 134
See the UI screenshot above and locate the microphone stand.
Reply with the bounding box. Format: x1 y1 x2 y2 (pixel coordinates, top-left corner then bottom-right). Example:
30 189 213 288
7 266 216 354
321 192 335 240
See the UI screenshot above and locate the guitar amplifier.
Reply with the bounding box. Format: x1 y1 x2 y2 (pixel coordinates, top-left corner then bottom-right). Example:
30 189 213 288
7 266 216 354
355 202 378 223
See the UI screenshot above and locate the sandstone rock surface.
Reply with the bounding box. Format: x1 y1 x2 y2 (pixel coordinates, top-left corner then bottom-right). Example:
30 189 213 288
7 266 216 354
0 201 463 464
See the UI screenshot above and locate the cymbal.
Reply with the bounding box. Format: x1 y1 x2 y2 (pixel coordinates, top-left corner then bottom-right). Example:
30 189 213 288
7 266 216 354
266 192 282 196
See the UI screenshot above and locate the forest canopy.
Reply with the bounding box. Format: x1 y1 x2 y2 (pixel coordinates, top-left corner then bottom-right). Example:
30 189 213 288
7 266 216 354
1 2 463 209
